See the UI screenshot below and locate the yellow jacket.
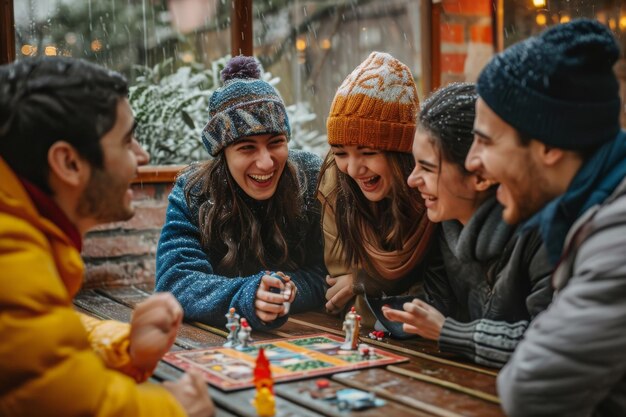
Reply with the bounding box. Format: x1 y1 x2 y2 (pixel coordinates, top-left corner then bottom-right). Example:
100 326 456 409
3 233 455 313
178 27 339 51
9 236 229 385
0 157 185 417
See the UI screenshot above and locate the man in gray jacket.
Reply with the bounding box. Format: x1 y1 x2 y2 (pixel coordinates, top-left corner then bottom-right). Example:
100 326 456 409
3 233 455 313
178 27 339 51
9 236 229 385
466 19 626 417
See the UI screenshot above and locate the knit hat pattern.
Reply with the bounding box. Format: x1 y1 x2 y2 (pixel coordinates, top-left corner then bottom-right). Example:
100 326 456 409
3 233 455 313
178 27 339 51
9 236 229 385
327 52 419 153
201 56 290 156
477 19 621 150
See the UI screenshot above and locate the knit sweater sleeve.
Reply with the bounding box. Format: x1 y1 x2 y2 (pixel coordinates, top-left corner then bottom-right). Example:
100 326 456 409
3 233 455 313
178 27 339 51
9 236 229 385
438 228 553 369
155 180 272 330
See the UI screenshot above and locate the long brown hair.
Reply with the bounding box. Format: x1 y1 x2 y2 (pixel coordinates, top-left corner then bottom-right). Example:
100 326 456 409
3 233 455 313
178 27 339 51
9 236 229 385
183 153 306 276
317 151 428 277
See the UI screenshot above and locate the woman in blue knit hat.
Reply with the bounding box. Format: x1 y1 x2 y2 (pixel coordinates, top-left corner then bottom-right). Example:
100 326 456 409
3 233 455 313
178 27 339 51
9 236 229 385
382 82 554 368
155 56 327 330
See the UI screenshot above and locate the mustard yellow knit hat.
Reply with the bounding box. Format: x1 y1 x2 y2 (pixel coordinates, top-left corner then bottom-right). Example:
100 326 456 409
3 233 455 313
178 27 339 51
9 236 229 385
327 52 419 153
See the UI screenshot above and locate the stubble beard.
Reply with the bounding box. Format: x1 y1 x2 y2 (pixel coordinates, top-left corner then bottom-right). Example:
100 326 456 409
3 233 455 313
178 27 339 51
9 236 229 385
77 167 134 224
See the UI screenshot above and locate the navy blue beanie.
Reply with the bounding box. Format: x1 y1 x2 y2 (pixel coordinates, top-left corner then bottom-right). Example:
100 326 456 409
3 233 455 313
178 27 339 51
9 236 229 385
477 19 621 150
201 56 290 156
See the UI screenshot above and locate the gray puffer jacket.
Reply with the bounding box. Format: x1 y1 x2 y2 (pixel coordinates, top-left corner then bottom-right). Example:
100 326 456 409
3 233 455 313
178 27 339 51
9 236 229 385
498 177 626 417
426 197 554 368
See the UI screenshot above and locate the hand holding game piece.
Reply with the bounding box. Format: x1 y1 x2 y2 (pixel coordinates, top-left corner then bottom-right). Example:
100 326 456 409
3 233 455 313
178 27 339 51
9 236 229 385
381 298 445 340
129 292 183 374
163 369 215 417
324 274 354 314
255 273 290 322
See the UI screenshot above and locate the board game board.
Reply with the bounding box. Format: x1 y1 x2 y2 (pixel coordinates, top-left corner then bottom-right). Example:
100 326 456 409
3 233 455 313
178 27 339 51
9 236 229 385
163 333 408 391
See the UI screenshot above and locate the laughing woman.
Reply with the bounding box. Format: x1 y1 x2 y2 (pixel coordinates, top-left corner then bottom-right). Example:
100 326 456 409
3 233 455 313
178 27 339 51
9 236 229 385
317 52 435 328
155 56 327 330
382 82 553 368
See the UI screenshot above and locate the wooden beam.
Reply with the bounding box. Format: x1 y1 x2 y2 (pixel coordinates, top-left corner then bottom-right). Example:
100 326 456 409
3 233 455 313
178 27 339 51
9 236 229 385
420 0 433 95
231 0 253 57
0 0 16 64
431 0 442 91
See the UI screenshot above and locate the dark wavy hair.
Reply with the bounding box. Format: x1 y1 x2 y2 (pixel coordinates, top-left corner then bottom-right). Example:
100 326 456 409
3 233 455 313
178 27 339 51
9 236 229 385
0 57 128 194
183 153 306 276
418 82 478 174
317 151 425 277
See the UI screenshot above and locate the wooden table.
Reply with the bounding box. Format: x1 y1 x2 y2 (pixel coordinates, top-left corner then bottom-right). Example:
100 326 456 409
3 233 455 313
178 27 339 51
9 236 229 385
75 286 504 417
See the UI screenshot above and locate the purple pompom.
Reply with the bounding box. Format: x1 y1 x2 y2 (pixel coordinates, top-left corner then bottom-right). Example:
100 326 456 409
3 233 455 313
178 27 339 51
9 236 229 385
221 56 261 82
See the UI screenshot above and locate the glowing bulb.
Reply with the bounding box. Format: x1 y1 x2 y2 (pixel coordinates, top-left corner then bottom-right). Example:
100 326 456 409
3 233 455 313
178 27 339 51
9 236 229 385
560 15 570 24
90 39 102 52
21 44 34 55
609 18 617 30
321 39 331 50
532 0 546 8
296 39 306 51
44 46 57 56
619 16 626 31
536 13 547 26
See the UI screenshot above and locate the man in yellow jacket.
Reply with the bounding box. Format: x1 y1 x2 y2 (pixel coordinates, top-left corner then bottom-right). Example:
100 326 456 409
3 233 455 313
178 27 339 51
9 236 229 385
0 57 214 416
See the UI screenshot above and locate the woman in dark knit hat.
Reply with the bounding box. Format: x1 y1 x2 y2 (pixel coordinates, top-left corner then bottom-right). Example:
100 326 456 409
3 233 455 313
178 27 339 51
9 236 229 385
317 52 435 330
155 56 327 330
382 82 553 368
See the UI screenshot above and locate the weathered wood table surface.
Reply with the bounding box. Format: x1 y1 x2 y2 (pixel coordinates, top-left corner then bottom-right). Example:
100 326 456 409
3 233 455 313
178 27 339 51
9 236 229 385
75 286 504 417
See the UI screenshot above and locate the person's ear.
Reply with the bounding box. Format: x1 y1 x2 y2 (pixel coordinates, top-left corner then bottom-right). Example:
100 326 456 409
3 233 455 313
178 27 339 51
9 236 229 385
532 140 564 167
47 141 90 188
472 173 497 192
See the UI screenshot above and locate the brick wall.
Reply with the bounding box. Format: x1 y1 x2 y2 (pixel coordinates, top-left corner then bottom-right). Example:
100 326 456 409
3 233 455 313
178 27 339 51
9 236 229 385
81 166 183 289
440 0 493 85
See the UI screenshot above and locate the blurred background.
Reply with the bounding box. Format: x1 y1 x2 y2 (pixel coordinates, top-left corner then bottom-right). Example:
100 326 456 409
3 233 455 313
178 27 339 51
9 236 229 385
4 0 626 163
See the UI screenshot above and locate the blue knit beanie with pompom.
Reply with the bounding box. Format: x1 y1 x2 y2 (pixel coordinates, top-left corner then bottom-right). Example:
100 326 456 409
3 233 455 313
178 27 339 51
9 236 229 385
477 19 621 150
201 56 291 156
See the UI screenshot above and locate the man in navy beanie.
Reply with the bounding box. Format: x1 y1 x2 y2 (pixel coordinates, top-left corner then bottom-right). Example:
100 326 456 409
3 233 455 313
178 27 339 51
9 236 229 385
466 19 626 416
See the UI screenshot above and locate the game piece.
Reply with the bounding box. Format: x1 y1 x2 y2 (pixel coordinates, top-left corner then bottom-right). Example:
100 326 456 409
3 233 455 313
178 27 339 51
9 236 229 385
236 318 252 350
270 272 292 315
368 330 385 341
336 388 386 411
254 348 273 393
315 379 330 390
223 307 240 348
359 346 370 359
341 307 361 350
253 386 275 417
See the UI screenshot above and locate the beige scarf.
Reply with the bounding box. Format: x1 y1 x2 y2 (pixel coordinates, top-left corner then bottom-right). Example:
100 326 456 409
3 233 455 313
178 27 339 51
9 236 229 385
359 211 434 281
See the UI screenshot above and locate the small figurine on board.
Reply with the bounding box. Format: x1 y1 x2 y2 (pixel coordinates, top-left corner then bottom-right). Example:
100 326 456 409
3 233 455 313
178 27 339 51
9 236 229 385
223 307 240 348
253 386 275 417
236 318 252 350
340 307 361 350
253 348 275 416
254 348 273 393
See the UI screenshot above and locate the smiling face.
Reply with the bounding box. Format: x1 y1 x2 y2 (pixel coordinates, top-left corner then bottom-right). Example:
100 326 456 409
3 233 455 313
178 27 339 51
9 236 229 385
331 145 393 202
223 133 289 201
407 129 482 225
77 98 149 223
466 98 551 224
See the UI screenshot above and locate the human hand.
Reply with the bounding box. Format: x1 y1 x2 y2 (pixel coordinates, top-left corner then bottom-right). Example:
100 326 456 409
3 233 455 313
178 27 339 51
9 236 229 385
163 370 215 417
324 274 354 314
129 292 183 374
255 273 290 322
381 298 445 340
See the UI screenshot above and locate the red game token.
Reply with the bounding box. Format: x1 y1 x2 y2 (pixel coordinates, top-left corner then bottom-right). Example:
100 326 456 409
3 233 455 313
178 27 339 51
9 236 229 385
316 379 330 389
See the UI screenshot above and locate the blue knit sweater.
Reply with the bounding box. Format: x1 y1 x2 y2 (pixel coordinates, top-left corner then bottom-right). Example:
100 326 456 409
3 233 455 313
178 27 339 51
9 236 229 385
155 149 328 330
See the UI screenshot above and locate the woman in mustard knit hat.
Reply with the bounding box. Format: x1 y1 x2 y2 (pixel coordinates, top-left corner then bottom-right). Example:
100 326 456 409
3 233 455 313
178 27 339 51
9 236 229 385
317 52 435 330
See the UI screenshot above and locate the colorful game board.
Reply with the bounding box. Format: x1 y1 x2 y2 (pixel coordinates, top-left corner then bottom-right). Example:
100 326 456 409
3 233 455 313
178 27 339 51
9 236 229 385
163 333 408 391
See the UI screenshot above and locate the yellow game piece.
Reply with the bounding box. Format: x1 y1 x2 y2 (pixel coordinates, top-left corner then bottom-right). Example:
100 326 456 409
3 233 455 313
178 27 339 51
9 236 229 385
253 386 275 417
